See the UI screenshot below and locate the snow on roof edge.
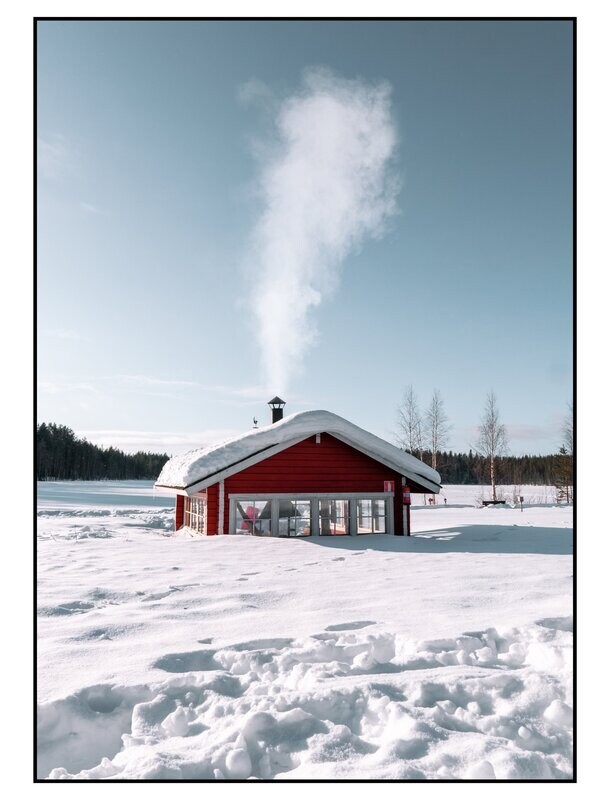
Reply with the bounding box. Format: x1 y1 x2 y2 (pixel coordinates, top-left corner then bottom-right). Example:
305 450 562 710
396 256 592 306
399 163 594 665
155 409 441 491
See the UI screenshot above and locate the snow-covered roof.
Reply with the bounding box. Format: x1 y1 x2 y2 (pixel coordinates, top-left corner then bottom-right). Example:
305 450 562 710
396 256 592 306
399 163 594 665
155 410 441 494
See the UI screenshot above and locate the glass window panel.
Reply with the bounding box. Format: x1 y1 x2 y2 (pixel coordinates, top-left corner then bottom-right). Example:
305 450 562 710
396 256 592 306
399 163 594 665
184 496 207 533
235 500 247 534
294 500 311 536
356 498 385 534
277 499 294 537
236 500 255 534
373 513 386 533
278 499 311 536
373 499 385 516
319 499 331 536
234 500 272 535
372 499 385 533
357 499 372 532
252 500 271 536
359 499 372 517
320 499 349 535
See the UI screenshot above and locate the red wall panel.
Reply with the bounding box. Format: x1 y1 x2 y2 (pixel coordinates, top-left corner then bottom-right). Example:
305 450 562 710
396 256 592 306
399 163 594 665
175 495 184 531
206 483 219 535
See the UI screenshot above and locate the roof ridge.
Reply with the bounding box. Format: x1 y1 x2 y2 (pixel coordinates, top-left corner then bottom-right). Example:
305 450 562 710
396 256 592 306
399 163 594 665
156 409 441 492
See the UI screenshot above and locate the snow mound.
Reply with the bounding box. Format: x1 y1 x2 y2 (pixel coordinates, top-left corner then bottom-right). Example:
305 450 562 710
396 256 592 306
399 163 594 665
155 410 441 492
37 509 175 540
39 619 572 780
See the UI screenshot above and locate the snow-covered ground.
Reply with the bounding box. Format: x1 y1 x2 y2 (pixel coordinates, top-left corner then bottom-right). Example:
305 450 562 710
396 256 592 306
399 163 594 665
37 482 573 780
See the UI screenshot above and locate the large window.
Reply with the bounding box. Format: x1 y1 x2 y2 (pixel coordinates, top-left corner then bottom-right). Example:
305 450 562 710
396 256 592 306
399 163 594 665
234 500 272 536
184 495 207 534
229 495 391 537
278 500 311 537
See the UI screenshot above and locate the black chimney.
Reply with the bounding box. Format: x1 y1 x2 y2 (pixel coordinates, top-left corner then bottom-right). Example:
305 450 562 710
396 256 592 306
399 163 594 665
268 396 286 424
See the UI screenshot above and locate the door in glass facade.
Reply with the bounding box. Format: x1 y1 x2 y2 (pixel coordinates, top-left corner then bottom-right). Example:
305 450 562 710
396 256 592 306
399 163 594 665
319 499 349 535
356 498 386 534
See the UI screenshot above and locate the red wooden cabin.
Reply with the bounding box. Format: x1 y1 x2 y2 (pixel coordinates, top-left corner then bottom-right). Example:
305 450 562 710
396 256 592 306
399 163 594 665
155 399 441 537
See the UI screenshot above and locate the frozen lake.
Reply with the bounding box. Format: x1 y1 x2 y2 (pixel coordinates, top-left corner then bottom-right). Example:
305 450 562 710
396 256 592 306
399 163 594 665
37 480 174 510
36 480 559 513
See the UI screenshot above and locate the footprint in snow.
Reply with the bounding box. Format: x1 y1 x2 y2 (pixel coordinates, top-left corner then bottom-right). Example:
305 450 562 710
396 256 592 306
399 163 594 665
143 587 182 601
229 637 294 652
325 620 377 632
536 616 573 632
39 600 94 616
153 649 220 673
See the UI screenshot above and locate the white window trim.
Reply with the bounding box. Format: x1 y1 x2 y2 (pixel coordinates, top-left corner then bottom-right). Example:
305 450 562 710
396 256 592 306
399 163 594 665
183 494 207 534
218 480 224 535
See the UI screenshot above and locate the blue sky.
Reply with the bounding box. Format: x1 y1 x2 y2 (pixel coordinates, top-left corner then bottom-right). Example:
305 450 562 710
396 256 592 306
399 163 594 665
37 20 573 456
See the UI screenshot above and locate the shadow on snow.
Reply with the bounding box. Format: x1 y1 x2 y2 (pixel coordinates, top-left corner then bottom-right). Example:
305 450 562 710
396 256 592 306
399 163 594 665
297 524 572 556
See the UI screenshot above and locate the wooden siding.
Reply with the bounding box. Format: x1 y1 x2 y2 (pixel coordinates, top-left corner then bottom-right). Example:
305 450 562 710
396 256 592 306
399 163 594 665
206 483 219 535
219 433 413 534
175 495 184 531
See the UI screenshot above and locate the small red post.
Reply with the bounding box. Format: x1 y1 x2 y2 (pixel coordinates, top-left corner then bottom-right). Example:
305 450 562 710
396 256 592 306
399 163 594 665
175 495 185 531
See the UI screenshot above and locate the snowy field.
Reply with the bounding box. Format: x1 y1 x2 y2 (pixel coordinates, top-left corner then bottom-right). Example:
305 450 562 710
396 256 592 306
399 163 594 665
37 482 573 780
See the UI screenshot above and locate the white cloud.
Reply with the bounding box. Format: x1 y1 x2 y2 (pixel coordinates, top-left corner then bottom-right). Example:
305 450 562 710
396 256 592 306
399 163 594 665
455 421 561 455
237 77 275 109
107 376 273 403
44 329 83 341
117 375 202 388
39 381 98 395
206 384 270 402
506 424 555 441
38 133 73 180
80 202 103 215
76 428 240 456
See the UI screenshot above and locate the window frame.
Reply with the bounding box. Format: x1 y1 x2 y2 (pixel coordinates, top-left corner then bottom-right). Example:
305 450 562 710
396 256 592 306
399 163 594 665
183 493 207 534
228 493 394 537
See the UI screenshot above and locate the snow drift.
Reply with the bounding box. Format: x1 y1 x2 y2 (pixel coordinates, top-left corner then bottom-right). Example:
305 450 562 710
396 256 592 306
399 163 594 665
37 482 572 780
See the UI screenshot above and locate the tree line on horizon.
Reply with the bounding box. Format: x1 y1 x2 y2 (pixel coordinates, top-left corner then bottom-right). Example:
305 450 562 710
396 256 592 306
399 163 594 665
37 417 572 489
36 423 169 481
396 387 573 500
420 449 557 486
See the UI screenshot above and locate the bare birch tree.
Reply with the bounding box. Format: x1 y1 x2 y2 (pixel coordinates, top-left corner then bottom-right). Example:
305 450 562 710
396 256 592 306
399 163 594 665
562 401 573 456
476 391 508 502
425 389 451 471
554 401 574 503
397 385 423 457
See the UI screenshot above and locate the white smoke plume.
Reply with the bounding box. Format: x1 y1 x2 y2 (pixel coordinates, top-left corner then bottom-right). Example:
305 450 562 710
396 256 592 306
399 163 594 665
246 68 399 395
